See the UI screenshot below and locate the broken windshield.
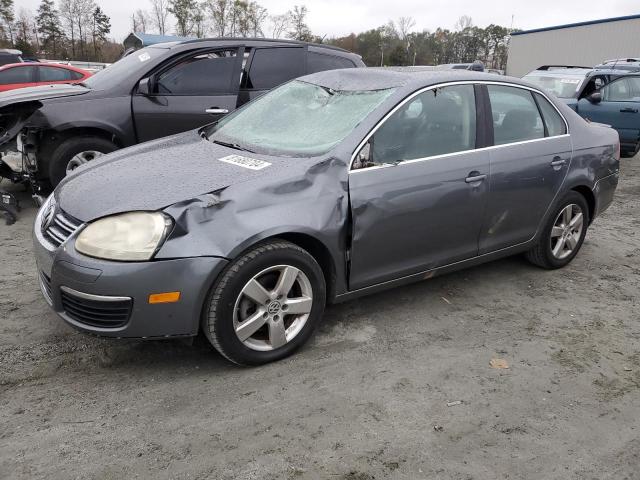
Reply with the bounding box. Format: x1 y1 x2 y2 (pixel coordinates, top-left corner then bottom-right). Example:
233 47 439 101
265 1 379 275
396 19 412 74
206 80 396 157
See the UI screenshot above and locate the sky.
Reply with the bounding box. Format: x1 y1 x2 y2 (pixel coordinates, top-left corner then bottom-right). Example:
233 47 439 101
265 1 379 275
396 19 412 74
17 0 640 42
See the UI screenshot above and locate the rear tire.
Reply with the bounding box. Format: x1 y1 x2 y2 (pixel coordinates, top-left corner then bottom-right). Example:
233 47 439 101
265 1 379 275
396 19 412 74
525 191 589 269
203 240 326 366
48 136 117 187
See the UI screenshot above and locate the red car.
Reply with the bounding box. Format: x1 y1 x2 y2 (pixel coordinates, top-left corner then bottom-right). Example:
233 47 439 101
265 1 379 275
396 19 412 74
0 63 91 92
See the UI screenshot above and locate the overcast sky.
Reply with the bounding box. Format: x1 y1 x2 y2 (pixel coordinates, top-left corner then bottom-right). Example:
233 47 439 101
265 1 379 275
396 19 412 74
18 0 640 42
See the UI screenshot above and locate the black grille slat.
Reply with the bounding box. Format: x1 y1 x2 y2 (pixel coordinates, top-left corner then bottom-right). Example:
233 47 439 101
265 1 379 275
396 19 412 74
60 289 132 328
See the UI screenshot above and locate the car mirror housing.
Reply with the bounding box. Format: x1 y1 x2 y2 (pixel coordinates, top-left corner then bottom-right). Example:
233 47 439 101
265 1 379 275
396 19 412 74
588 91 602 104
138 77 153 96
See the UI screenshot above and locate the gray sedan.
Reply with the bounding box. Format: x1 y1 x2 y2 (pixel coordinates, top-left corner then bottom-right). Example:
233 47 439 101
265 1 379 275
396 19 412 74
33 69 620 365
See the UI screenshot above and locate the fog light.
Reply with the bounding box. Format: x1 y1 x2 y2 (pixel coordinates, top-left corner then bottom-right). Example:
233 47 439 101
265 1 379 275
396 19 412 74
148 292 181 304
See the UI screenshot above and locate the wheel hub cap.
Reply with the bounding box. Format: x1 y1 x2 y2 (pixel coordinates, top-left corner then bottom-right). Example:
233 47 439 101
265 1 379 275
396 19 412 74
233 265 313 351
550 203 584 260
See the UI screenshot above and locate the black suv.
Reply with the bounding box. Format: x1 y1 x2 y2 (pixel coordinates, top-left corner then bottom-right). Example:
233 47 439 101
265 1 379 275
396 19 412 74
0 39 364 186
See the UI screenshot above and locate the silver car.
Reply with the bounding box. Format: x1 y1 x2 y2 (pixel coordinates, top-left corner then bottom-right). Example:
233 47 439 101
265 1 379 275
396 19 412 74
33 69 620 365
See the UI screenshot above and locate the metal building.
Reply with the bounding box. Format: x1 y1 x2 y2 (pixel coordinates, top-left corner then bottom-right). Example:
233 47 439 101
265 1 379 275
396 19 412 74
506 14 640 77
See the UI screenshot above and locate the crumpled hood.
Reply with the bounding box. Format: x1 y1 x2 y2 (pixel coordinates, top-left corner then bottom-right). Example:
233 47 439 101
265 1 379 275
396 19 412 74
56 130 307 222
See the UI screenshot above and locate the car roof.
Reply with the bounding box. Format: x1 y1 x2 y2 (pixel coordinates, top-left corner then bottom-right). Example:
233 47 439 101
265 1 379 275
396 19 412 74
0 62 89 72
300 67 532 92
160 37 355 55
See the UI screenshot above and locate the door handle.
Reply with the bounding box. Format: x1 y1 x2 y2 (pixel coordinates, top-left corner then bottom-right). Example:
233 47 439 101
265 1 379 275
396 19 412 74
620 108 638 113
205 108 229 114
550 157 566 167
465 173 487 183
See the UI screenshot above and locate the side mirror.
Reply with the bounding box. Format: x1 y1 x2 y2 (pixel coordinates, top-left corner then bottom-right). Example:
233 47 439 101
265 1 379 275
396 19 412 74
138 77 153 96
353 142 372 170
588 91 602 104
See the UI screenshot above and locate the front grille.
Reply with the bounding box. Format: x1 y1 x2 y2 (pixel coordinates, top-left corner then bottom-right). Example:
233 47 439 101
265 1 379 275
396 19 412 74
60 287 132 329
39 272 53 306
42 208 82 248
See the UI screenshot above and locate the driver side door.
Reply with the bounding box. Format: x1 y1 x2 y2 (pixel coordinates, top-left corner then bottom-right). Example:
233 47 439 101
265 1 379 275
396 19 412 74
348 84 490 290
577 76 640 153
132 48 243 142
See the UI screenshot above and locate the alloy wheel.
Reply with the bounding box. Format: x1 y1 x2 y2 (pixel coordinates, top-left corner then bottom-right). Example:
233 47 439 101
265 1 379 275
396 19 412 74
66 150 104 174
233 265 313 351
550 204 584 260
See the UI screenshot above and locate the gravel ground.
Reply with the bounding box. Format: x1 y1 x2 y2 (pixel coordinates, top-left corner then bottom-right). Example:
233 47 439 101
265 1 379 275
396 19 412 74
0 154 638 480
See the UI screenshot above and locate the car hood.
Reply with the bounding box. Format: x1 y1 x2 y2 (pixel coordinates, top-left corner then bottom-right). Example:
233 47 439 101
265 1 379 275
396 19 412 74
55 130 316 222
0 83 89 108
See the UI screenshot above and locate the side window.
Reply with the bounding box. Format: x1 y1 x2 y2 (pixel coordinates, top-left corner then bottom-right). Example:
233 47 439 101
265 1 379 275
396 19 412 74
488 85 544 145
246 47 305 90
601 77 640 102
69 70 85 80
370 84 476 165
39 66 73 82
534 92 567 136
0 66 34 84
156 49 238 95
307 52 356 74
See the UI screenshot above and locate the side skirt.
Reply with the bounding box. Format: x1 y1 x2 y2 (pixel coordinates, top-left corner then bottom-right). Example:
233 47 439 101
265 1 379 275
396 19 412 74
332 240 535 304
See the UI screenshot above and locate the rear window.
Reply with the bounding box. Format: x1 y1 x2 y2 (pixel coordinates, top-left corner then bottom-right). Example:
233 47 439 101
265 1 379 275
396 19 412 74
488 85 544 145
307 52 356 74
246 47 305 90
534 92 567 136
39 66 74 81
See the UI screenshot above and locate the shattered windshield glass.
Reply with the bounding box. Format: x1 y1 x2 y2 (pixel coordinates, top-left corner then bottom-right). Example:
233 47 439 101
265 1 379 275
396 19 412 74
206 80 396 156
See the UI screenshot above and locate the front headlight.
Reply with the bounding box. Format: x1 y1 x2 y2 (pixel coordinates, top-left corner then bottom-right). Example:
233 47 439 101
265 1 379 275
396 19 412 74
75 212 172 261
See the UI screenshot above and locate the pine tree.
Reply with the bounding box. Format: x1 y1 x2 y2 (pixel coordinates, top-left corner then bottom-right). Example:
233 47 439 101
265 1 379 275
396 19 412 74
91 6 110 60
36 0 64 57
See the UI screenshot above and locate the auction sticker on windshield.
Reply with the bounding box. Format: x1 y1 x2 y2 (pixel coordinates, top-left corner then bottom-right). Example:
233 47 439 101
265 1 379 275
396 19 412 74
138 52 151 62
219 155 271 170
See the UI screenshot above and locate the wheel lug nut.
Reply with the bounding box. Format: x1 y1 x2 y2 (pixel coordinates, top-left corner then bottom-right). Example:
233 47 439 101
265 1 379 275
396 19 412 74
274 315 279 321
263 313 269 319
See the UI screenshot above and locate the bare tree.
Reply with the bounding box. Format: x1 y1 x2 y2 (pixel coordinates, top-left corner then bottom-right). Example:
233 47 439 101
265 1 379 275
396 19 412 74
287 5 312 41
207 0 228 36
268 12 289 39
132 9 150 32
397 16 415 40
59 0 78 57
455 15 472 31
149 0 169 34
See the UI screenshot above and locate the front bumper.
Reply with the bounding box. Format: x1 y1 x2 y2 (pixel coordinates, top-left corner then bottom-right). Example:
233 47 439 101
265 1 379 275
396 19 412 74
33 206 228 338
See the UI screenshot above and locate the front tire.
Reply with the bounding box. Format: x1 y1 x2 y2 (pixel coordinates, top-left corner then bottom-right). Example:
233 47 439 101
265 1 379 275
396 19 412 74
48 136 117 187
203 240 326 366
525 191 589 269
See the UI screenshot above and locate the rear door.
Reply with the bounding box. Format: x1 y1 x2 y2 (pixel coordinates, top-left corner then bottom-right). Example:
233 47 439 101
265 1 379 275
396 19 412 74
0 65 37 91
132 48 243 142
577 76 640 153
37 65 82 86
237 46 305 107
349 84 490 290
479 84 572 253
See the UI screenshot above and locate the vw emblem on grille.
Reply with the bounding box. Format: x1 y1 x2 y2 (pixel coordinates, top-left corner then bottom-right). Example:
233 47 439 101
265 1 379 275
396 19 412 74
267 301 281 315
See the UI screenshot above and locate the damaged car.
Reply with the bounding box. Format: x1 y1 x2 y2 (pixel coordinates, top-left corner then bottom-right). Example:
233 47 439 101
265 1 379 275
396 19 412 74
33 69 620 365
0 38 364 190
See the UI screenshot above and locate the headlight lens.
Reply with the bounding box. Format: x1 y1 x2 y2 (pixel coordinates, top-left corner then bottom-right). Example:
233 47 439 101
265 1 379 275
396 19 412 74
75 212 172 261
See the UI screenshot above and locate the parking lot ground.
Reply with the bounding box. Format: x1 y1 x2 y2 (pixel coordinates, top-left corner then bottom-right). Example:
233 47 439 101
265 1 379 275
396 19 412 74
0 154 639 480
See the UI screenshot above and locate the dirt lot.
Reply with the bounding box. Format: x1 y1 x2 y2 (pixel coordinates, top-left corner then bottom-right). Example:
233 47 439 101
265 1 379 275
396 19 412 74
0 155 638 480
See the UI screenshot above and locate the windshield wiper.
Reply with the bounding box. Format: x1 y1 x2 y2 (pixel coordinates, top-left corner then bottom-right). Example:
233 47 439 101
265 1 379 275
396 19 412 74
212 139 254 153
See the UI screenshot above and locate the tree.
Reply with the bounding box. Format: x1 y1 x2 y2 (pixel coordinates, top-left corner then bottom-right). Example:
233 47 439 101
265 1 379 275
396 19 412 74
207 0 229 36
168 0 197 36
131 9 150 32
149 0 169 34
0 0 14 45
58 0 77 57
14 8 35 55
287 5 311 42
37 0 64 57
268 12 289 39
91 5 109 60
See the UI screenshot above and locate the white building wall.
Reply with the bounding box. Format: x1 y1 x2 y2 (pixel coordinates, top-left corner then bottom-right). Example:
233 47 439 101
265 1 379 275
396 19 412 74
506 17 640 77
